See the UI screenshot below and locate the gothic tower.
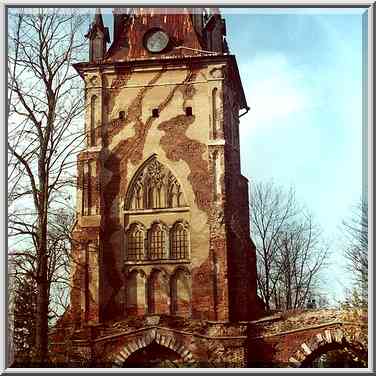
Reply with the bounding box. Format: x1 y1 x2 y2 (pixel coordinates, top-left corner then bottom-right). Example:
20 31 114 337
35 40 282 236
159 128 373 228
51 8 263 367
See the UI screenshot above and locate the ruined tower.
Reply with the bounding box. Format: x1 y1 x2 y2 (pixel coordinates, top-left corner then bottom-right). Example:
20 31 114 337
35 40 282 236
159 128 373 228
51 8 262 367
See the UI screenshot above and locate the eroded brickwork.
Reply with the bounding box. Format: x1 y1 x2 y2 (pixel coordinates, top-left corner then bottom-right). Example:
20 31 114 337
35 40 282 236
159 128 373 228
50 8 367 369
63 7 259 328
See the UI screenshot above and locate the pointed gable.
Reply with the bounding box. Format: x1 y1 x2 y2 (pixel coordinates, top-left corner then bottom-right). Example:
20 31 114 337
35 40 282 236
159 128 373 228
86 8 110 43
105 8 215 62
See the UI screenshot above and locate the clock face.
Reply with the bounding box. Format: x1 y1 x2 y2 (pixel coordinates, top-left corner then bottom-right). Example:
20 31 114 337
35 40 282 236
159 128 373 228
145 30 169 53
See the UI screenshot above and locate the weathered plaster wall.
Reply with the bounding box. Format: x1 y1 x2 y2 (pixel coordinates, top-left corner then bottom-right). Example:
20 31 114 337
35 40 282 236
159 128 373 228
67 58 260 325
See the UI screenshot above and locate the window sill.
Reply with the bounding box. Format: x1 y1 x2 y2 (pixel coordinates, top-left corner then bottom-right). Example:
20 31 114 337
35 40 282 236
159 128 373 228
124 259 190 266
124 206 190 215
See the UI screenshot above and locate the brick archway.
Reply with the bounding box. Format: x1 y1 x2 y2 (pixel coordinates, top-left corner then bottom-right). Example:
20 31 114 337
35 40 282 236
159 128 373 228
288 328 367 367
110 328 196 367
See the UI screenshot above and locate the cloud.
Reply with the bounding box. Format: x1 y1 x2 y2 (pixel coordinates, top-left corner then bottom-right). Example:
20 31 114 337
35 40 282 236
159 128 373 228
239 53 311 130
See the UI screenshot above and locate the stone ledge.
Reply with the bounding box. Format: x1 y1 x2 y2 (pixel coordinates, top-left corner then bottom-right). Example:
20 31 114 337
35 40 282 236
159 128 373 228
250 320 360 339
79 215 101 227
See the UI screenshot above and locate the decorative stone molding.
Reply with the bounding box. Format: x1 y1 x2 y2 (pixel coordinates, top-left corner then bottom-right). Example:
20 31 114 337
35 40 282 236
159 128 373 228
89 75 99 86
209 66 224 79
125 155 187 211
288 327 366 367
110 328 195 367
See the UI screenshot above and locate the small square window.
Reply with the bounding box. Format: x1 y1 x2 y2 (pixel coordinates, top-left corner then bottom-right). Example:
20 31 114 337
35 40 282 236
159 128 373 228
119 111 125 120
152 108 159 118
185 107 193 116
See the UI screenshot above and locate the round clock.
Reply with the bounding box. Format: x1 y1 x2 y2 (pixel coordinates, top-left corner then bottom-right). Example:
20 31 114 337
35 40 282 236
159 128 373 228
144 29 170 53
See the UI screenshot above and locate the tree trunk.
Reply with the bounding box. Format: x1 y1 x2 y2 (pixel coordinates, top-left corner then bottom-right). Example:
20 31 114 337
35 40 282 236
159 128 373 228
35 216 49 365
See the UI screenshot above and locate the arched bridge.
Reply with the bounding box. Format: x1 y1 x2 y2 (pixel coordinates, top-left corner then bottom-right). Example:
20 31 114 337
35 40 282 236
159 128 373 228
248 308 368 367
50 308 367 367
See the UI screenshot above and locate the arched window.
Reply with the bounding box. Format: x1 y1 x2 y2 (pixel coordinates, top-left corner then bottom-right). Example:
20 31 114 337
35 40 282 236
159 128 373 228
148 223 167 260
86 161 92 215
212 88 218 139
168 180 182 208
133 182 143 209
82 160 96 216
126 270 146 315
148 269 169 314
126 224 145 260
125 156 187 211
170 222 189 259
147 186 155 209
170 268 191 317
90 96 97 146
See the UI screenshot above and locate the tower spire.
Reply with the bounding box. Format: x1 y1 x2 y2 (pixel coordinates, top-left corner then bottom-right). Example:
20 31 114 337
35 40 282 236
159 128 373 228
86 8 110 62
93 8 105 29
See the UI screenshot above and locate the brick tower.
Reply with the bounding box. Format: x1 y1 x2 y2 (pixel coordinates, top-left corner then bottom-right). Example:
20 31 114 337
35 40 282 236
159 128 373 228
51 8 263 367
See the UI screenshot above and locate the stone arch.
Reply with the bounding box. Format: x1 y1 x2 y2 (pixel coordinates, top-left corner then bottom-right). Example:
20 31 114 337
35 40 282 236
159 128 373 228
125 269 147 315
110 329 196 367
288 328 367 367
170 266 191 317
148 268 170 314
124 154 187 210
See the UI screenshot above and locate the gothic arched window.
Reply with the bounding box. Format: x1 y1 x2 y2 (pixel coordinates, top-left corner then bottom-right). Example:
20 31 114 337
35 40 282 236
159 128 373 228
168 179 182 208
134 182 143 209
90 96 97 146
148 223 167 260
125 156 187 211
126 224 145 260
170 222 189 259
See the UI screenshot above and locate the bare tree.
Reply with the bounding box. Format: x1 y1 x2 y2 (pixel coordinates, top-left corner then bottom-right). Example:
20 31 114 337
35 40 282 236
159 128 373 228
8 8 88 364
342 200 368 305
250 181 297 311
250 181 327 312
272 214 328 310
9 203 78 365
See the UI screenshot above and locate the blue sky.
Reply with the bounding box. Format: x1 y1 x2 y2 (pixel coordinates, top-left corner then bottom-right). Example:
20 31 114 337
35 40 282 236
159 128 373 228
100 8 366 303
222 9 365 303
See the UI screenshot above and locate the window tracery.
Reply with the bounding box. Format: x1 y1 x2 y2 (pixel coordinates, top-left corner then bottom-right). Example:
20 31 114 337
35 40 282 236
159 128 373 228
148 223 167 260
126 156 186 210
125 221 190 262
126 223 145 260
170 222 189 259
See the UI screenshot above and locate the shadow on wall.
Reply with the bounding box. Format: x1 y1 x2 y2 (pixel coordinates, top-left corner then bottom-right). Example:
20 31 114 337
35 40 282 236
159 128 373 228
246 323 279 368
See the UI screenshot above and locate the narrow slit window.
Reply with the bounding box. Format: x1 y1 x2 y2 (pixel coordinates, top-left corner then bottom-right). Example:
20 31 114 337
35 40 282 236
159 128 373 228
86 162 92 216
212 88 217 139
90 96 97 146
152 108 159 118
185 107 193 116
